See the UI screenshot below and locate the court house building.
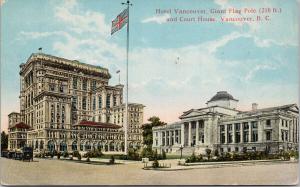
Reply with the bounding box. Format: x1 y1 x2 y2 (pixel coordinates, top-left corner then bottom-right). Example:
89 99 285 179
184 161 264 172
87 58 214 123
152 91 299 155
7 53 144 153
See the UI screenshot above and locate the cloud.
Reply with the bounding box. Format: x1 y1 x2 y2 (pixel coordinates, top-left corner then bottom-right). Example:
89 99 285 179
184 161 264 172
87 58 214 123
17 31 71 40
141 14 171 24
54 0 110 35
0 0 5 6
213 0 298 47
244 63 277 81
15 0 297 124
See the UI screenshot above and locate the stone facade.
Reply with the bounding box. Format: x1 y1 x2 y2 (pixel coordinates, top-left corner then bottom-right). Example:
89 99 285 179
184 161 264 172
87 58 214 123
7 53 144 153
153 91 299 155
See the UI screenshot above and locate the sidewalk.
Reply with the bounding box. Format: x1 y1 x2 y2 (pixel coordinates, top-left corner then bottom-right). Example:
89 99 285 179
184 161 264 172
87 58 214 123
144 159 299 171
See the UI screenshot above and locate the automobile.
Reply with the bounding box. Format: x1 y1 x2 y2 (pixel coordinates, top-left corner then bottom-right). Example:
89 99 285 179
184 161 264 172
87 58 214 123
8 151 15 159
14 150 23 160
22 147 33 161
1 150 9 158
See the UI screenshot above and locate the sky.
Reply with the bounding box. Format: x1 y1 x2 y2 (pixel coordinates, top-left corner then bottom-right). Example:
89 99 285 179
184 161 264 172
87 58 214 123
1 0 299 132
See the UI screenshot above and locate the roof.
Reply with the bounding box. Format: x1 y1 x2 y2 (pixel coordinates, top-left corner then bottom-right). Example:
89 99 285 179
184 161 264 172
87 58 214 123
9 122 31 129
21 53 111 78
238 104 298 115
75 120 122 129
208 91 238 102
8 112 20 116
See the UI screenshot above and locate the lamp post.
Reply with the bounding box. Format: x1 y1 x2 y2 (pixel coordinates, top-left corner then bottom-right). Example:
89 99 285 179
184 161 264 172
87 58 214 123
180 145 183 160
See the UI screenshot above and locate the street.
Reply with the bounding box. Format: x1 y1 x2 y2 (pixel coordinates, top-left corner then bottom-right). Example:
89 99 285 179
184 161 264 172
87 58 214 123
1 158 298 185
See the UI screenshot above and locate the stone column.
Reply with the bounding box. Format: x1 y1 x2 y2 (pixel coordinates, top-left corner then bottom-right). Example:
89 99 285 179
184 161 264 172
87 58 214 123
240 123 244 143
249 122 252 142
232 124 236 144
196 121 199 146
258 120 263 142
188 122 192 146
173 130 176 145
224 124 228 144
181 124 184 146
168 131 171 146
164 131 167 146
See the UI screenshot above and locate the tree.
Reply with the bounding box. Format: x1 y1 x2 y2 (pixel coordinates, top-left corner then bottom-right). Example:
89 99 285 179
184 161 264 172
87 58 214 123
141 116 166 147
1 131 8 150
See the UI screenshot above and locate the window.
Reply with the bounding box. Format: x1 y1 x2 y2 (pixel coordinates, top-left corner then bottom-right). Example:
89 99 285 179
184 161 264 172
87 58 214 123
235 147 239 152
98 96 102 109
243 122 249 129
227 124 232 131
235 131 241 143
228 132 233 143
220 125 225 132
266 131 272 141
82 96 87 110
92 96 96 110
72 96 77 109
59 84 64 93
228 147 231 152
235 123 240 131
113 96 117 106
266 119 271 126
220 133 225 144
243 132 249 142
49 84 55 91
252 130 258 142
251 121 258 129
91 80 96 91
220 148 224 153
83 79 87 90
201 134 204 143
199 121 204 128
73 77 77 89
252 147 256 152
106 94 111 108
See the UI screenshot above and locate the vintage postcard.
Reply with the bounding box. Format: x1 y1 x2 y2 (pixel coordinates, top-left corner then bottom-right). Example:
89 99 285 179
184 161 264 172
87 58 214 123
0 0 299 185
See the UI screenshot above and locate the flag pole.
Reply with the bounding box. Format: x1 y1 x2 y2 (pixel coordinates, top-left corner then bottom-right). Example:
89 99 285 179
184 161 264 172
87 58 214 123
122 0 132 155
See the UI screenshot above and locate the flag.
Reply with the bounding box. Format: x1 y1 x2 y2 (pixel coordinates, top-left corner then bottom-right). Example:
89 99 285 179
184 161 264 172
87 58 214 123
116 70 120 73
111 8 128 35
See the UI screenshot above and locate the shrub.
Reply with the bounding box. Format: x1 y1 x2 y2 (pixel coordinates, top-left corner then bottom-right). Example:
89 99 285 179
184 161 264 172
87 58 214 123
205 148 212 160
86 157 90 162
83 150 103 158
141 147 154 160
73 151 80 158
185 152 203 163
214 149 219 157
62 151 69 158
78 154 81 161
57 152 61 159
127 148 140 161
152 159 159 168
161 149 166 160
290 150 299 159
109 155 115 164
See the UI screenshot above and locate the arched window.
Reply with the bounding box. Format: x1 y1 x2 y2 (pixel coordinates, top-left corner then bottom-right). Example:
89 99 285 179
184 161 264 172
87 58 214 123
40 140 44 149
109 142 115 151
60 142 67 152
35 140 39 149
72 141 77 151
85 142 91 151
48 141 55 152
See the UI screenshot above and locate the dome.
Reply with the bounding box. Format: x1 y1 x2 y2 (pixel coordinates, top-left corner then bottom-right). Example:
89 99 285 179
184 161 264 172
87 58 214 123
208 91 238 102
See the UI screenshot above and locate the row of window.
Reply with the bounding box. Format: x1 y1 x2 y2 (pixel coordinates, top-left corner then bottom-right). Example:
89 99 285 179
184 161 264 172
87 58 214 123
71 95 118 110
72 77 97 91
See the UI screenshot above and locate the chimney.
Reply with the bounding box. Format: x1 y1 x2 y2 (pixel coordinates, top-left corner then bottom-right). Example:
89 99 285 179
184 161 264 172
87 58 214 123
252 103 258 111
